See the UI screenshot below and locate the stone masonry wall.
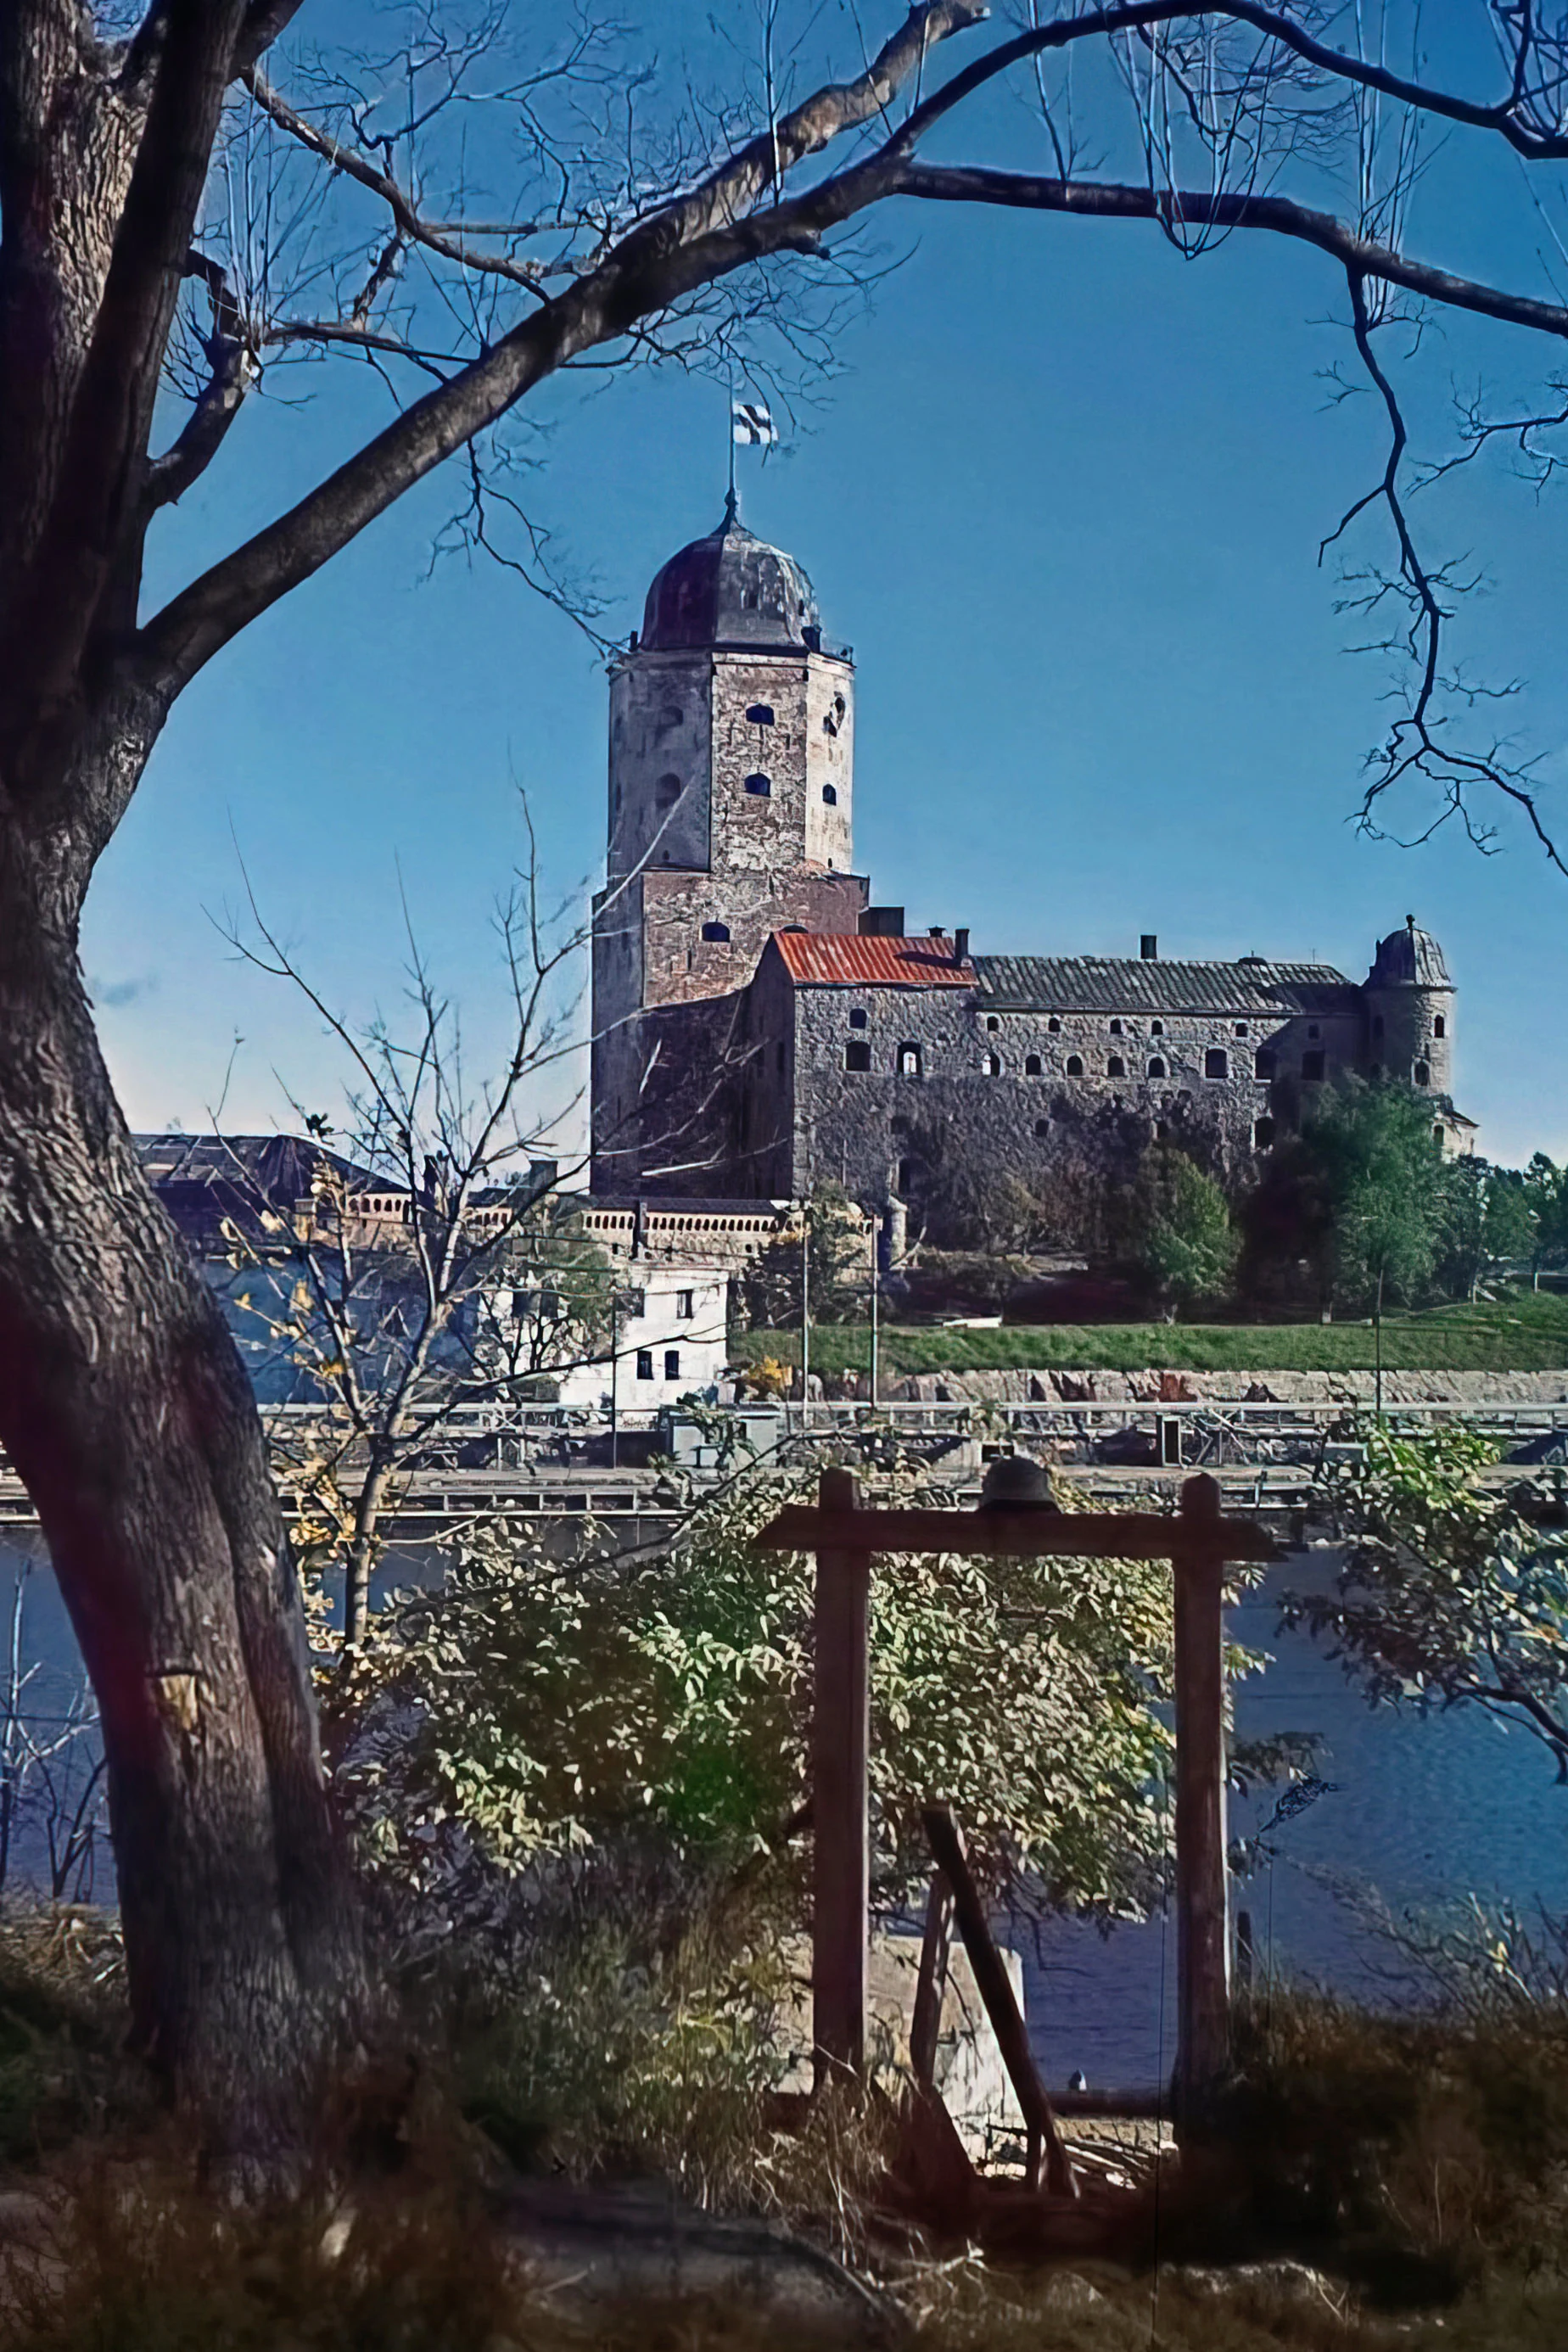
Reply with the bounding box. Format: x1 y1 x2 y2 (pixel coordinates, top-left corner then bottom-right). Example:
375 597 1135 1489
776 978 1368 1225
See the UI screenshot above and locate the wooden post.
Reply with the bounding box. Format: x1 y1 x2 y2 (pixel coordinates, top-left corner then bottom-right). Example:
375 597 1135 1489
909 1870 953 2092
813 1465 870 2083
1173 1472 1230 2120
923 1804 1078 2199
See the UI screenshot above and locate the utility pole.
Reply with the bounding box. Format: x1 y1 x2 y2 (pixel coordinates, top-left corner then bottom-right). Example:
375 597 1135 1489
868 1210 879 1409
801 1206 811 1431
609 1294 619 1469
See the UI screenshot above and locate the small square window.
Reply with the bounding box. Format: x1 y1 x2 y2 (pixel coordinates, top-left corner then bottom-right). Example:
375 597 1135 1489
986 1015 1000 1033
1234 1022 1247 1037
1034 1117 1050 1138
664 1348 680 1380
848 1008 868 1029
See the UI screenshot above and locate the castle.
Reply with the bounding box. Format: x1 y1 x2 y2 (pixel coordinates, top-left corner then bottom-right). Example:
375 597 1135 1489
590 501 1473 1229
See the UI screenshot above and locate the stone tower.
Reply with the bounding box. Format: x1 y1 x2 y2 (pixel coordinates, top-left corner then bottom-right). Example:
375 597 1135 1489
1363 917 1454 1095
591 497 867 1196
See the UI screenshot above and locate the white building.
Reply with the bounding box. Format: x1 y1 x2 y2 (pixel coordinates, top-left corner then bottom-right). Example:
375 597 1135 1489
555 1263 730 1418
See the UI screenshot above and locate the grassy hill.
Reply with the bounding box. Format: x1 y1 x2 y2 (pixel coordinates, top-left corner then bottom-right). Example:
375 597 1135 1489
733 1290 1568 1376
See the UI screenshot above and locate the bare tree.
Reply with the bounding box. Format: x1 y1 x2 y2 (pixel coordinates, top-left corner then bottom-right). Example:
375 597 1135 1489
216 832 619 1650
8 0 1568 2149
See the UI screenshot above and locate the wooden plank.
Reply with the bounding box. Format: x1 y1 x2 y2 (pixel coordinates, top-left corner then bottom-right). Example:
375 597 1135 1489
909 1871 954 2092
755 1504 1274 1562
1173 1474 1231 2120
922 1804 1078 2201
813 1466 871 2085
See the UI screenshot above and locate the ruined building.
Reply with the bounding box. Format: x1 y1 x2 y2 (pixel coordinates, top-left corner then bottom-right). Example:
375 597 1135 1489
590 505 1473 1226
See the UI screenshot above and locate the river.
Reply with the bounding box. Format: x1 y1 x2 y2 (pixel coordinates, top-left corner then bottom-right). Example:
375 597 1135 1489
4 1532 1563 2094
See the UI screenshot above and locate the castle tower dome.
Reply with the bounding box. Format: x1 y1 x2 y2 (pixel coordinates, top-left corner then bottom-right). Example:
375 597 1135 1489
1364 915 1454 1095
641 490 824 652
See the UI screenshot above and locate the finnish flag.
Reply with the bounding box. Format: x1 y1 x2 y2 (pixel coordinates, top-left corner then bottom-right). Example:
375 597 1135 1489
731 399 777 446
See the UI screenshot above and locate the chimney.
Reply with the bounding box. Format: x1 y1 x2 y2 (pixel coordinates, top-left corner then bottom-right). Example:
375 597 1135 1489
954 927 971 964
1140 934 1158 961
928 925 946 940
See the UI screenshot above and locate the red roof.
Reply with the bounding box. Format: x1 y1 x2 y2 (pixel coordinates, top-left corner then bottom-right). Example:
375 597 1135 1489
770 932 975 988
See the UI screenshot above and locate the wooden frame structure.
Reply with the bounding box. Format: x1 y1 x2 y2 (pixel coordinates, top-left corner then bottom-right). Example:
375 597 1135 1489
754 1467 1274 2135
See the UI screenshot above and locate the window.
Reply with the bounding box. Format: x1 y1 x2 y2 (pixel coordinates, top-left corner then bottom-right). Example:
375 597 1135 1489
982 1051 1001 1076
1254 1048 1275 1080
848 1008 867 1029
664 1349 680 1380
1434 1014 1447 1039
1034 1117 1050 1138
1253 1117 1275 1150
1109 1018 1123 1036
1107 1055 1125 1078
636 1349 654 1380
776 1043 786 1072
655 772 680 808
897 1043 922 1077
743 771 770 796
986 1015 1000 1033
1308 1023 1320 1041
745 703 775 725
1155 1120 1169 1140
1066 1054 1084 1077
1048 1016 1061 1034
1302 1050 1325 1082
1024 1053 1042 1076
1433 1123 1445 1145
897 1157 913 1193
1414 1061 1431 1088
701 921 730 943
1151 1020 1164 1037
1147 1056 1166 1079
1234 1022 1247 1038
1205 1048 1229 1080
844 1039 871 1072
821 784 837 805
675 1289 694 1319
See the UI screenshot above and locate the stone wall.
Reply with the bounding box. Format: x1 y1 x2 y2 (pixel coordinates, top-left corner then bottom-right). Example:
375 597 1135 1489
771 979 1369 1225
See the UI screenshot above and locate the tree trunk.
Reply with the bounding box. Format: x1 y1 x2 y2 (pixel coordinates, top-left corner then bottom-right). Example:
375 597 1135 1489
0 770 368 2159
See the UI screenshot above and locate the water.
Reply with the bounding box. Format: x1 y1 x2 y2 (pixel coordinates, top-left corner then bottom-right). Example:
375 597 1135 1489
7 1533 1565 2093
1027 1548 1568 2093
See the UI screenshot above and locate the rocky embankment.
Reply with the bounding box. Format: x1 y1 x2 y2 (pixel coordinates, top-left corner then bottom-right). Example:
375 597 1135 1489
866 1367 1568 1407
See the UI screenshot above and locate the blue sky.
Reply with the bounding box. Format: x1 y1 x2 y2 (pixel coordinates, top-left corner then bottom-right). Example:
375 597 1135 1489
87 5 1568 1168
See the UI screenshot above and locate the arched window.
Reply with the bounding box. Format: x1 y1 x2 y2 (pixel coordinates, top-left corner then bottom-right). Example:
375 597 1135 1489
1066 1055 1084 1078
848 1008 868 1030
1109 1018 1123 1036
655 772 680 808
1151 1020 1164 1037
1205 1048 1229 1080
982 1051 1001 1077
1254 1048 1275 1080
1147 1056 1166 1079
743 771 770 797
1048 1016 1061 1034
700 921 730 943
1024 1054 1042 1077
1034 1117 1050 1138
745 703 775 726
1433 1123 1445 1145
844 1040 871 1072
1414 1061 1431 1088
1107 1055 1126 1078
898 1043 922 1078
1434 1014 1447 1039
1253 1117 1275 1150
821 784 837 805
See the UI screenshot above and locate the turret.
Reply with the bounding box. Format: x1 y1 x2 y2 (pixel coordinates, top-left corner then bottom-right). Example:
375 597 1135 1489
1364 916 1453 1095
